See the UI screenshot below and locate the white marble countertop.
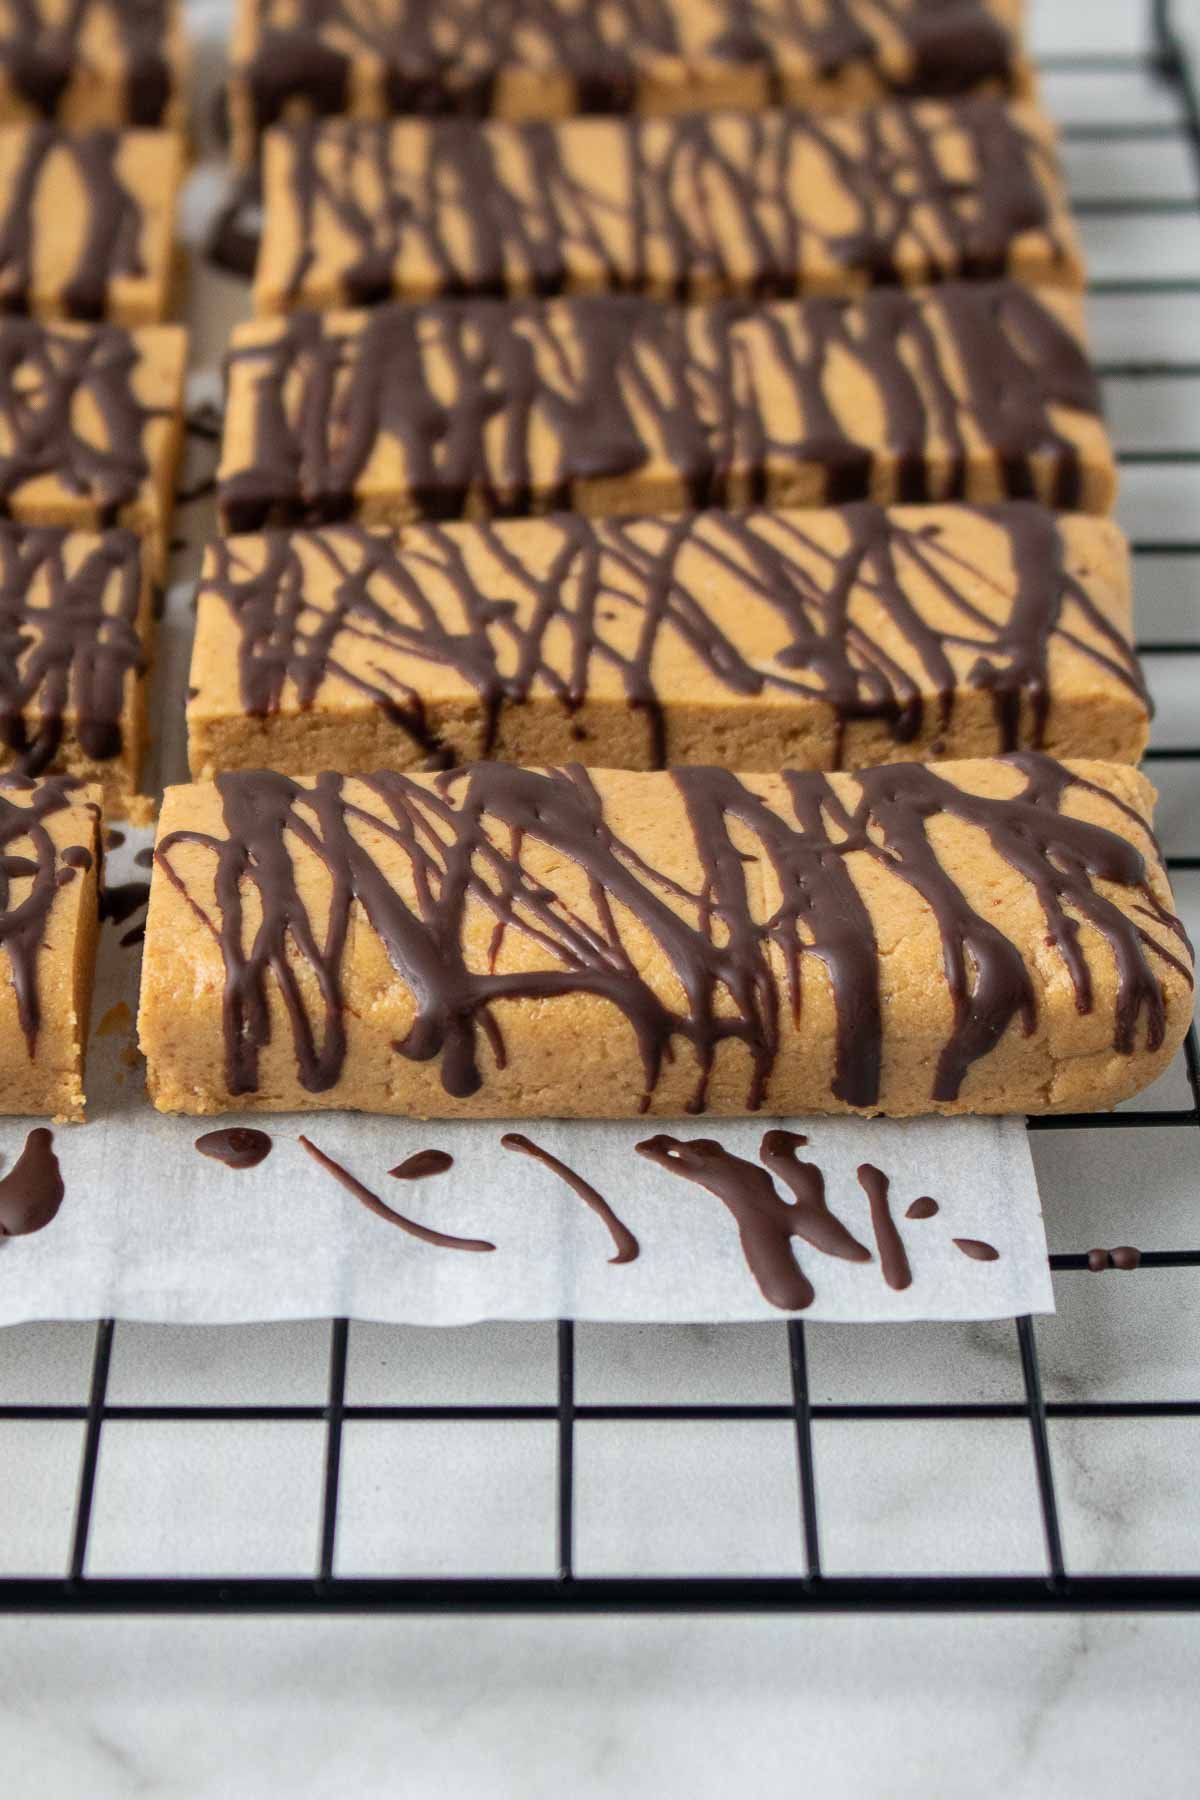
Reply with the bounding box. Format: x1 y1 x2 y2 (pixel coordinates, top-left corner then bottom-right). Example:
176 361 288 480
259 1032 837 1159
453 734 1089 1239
5 1 1200 1793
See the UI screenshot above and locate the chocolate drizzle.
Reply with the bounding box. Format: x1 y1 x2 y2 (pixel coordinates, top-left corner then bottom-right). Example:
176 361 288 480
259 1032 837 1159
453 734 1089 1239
758 1129 870 1260
195 1126 273 1169
501 1131 638 1264
218 285 1106 533
857 1162 911 1289
0 526 145 773
0 1 174 126
270 101 1070 308
637 1133 816 1309
0 127 148 319
238 0 1019 145
0 773 88 1054
299 1133 494 1251
390 1148 453 1179
152 756 1191 1114
0 318 162 523
201 505 1147 772
0 1126 64 1235
953 1235 999 1261
905 1195 939 1219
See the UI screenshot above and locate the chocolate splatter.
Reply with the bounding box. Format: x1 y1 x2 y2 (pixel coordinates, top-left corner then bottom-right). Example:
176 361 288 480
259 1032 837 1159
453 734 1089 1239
0 1128 64 1236
906 1196 940 1219
99 878 149 925
636 1133 815 1310
857 1162 912 1290
953 1235 1000 1262
389 1148 453 1179
502 1131 638 1265
195 1126 274 1170
299 1134 494 1251
758 1128 870 1261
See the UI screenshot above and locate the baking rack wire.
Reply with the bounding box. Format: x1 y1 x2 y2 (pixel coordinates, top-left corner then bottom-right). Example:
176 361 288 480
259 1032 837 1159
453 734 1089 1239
2 0 1199 1614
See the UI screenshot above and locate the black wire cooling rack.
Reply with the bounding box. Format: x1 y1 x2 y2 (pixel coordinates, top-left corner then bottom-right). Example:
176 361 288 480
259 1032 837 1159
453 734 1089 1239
2 0 1200 1615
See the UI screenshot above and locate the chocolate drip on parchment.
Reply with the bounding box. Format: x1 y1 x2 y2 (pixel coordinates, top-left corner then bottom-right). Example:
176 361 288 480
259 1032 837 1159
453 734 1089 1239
241 0 1016 139
857 1162 911 1290
274 100 1066 308
758 1129 870 1261
501 1131 639 1264
0 0 173 126
0 526 145 773
195 1126 273 1169
218 285 1103 533
0 1126 64 1235
299 1134 494 1251
953 1236 998 1261
390 1148 453 1179
203 505 1147 772
0 319 162 523
0 773 90 1055
0 126 148 320
637 1133 816 1310
905 1196 939 1219
152 756 1191 1114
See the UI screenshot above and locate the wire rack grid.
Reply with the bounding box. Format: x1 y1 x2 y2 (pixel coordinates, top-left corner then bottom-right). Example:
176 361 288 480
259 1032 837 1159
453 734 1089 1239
2 0 1200 1615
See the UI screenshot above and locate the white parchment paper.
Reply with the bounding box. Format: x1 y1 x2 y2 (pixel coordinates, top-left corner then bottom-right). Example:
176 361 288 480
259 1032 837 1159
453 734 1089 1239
0 7 1054 1328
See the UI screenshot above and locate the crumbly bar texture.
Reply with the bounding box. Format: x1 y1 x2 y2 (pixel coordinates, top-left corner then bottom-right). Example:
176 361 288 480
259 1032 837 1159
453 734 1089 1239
139 755 1193 1121
0 774 100 1119
0 525 156 817
0 316 186 578
217 286 1114 534
226 0 1029 166
187 506 1148 782
255 100 1079 313
0 0 188 131
0 125 182 322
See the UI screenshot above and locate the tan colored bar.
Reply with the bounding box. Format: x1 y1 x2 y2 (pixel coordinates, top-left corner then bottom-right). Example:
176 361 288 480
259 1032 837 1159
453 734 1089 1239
255 101 1080 314
227 0 1029 165
0 317 187 581
186 507 1148 781
217 286 1116 534
0 775 100 1120
139 756 1192 1120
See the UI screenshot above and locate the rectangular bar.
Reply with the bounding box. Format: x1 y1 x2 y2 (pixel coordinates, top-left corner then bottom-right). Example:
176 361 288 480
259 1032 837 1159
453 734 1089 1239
255 100 1081 313
227 0 1029 167
0 317 187 579
139 756 1193 1120
0 774 100 1119
0 525 156 818
217 285 1115 533
0 126 183 323
187 506 1148 781
0 0 188 132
